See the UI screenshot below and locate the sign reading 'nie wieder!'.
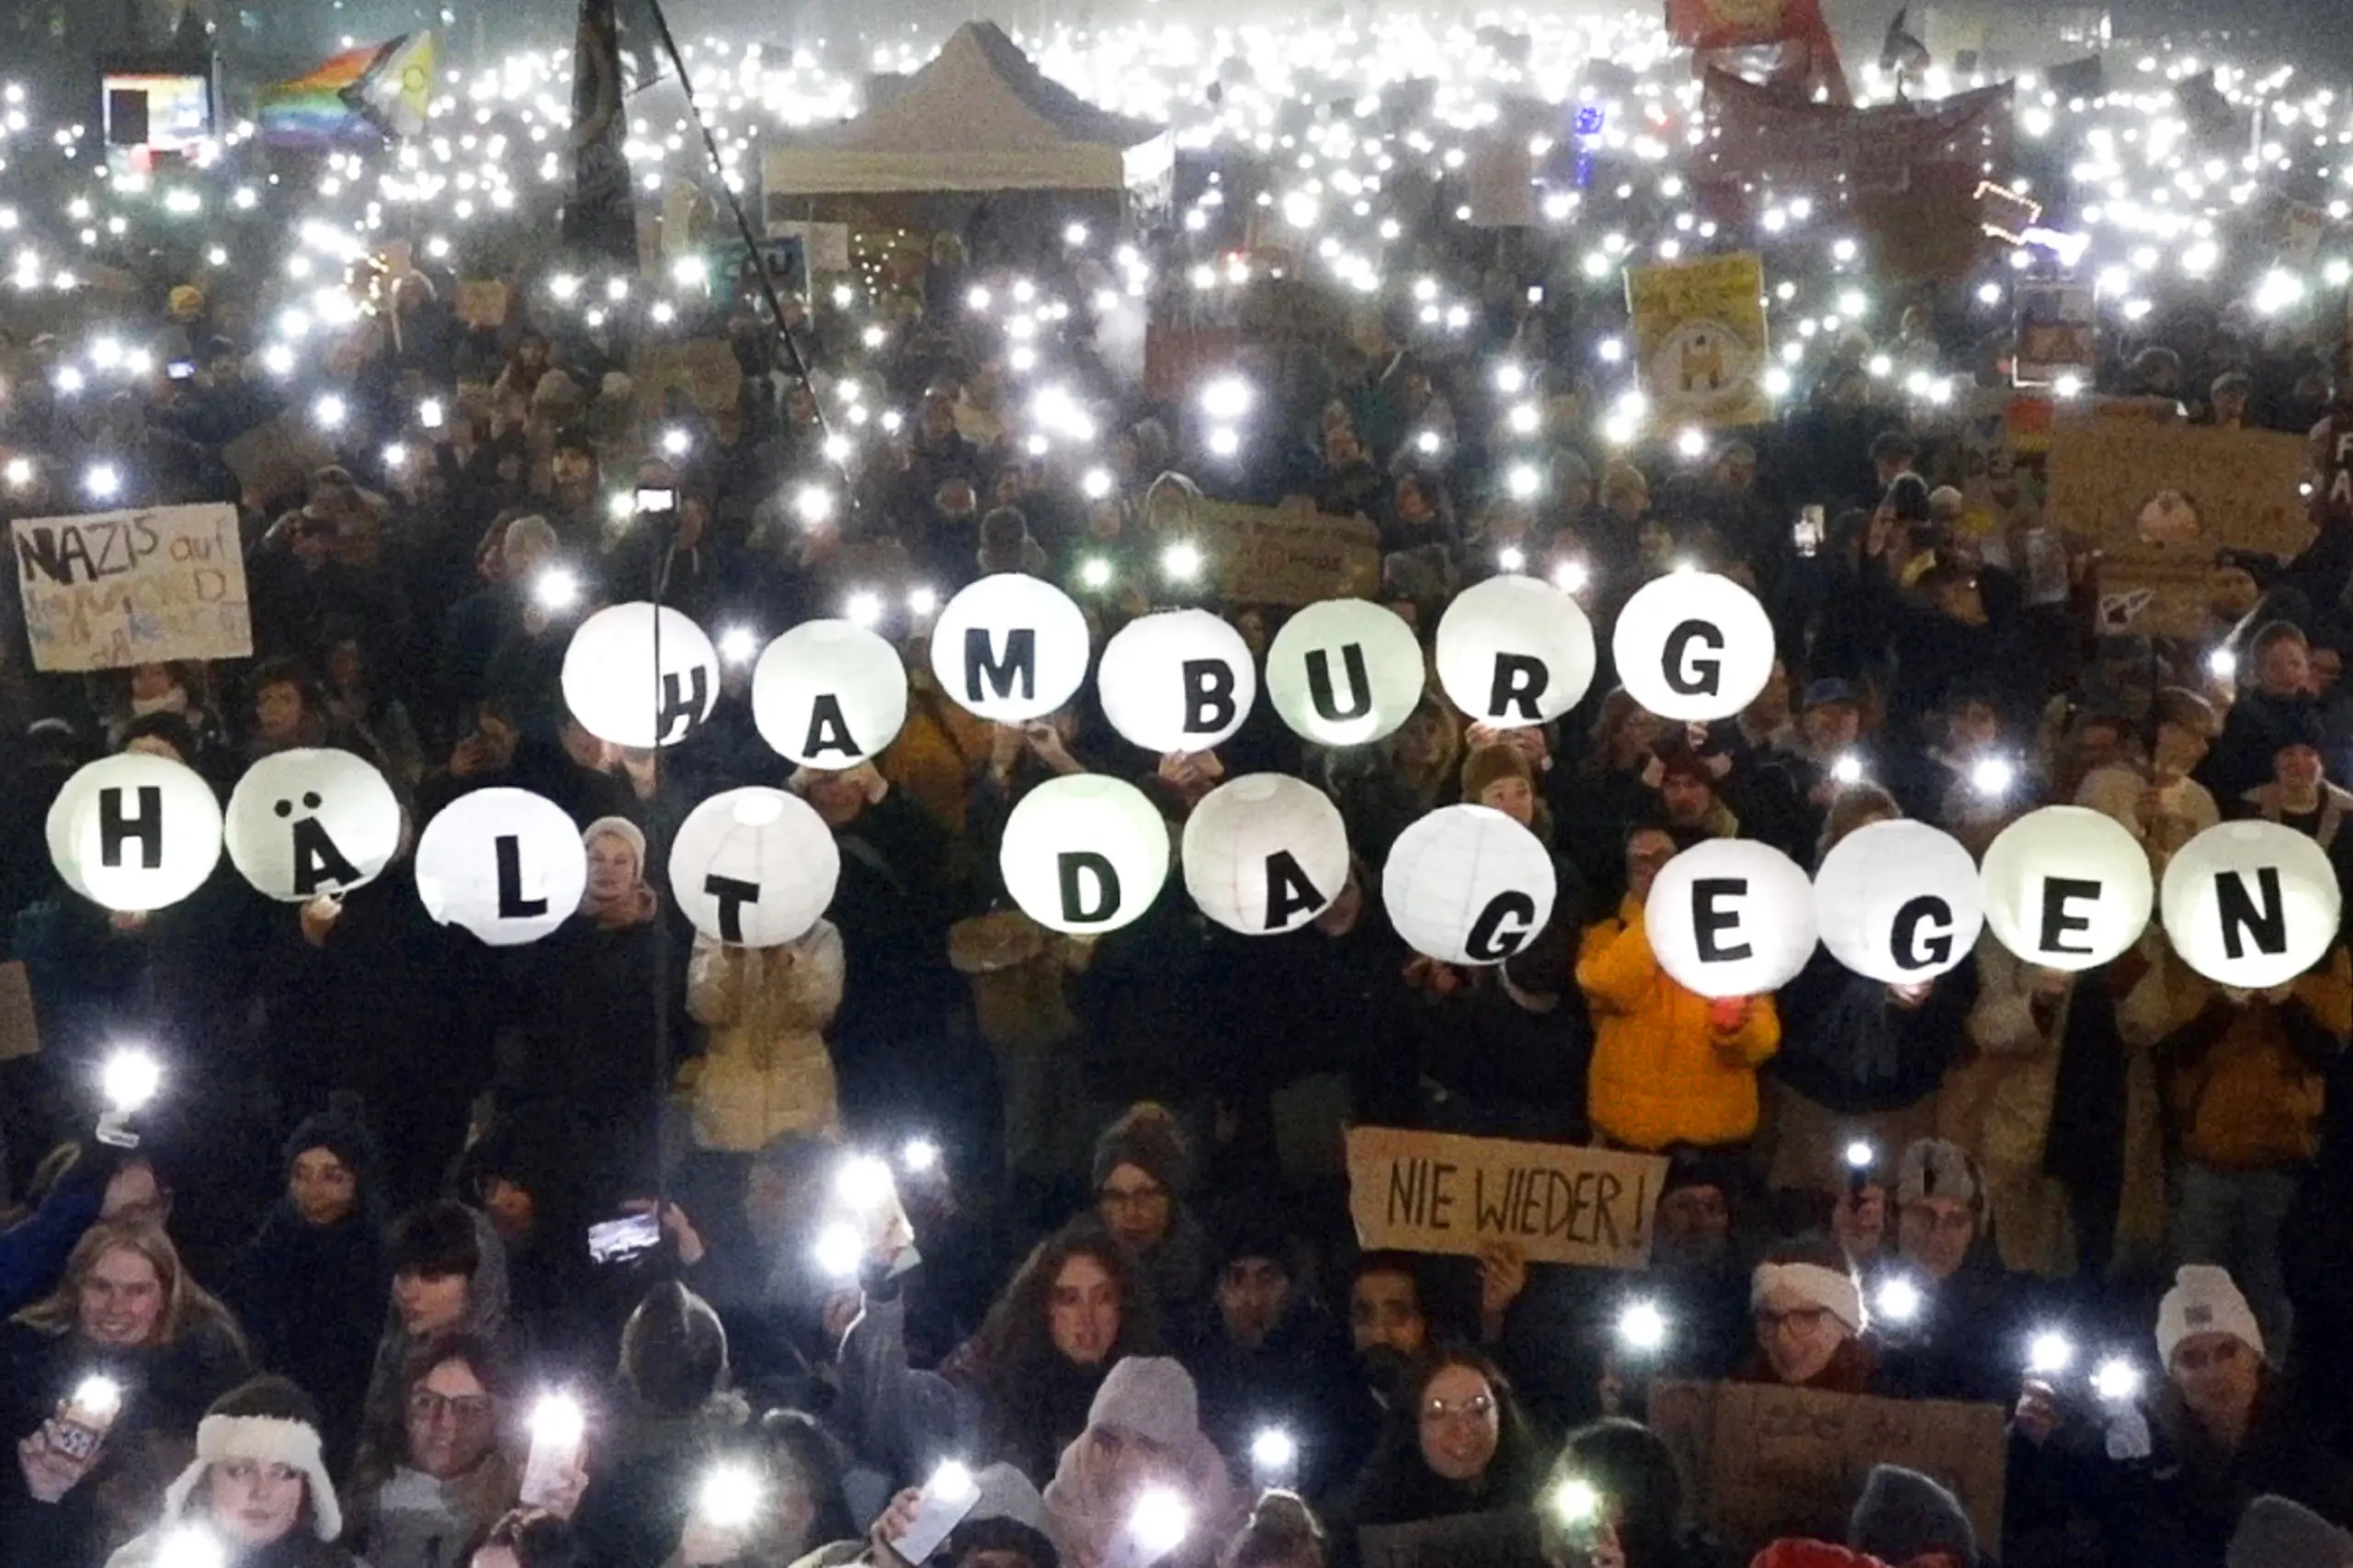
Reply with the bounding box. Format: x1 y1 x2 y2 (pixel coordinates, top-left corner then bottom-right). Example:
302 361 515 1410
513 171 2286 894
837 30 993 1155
1344 1126 1668 1268
12 504 252 672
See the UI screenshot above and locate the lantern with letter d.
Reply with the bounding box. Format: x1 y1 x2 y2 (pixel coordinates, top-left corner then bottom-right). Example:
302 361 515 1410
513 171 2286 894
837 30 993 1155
47 754 222 913
1381 804 1557 965
1181 774 1350 934
2160 820 2341 989
667 788 841 948
1981 805 2154 971
1434 576 1597 728
928 574 1093 722
998 775 1170 935
751 620 909 767
1645 838 1818 998
1812 820 1984 983
1610 572 1777 723
415 789 588 946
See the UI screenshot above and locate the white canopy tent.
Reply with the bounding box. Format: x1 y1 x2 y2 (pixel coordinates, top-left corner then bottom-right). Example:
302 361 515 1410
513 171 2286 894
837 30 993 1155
760 22 1172 205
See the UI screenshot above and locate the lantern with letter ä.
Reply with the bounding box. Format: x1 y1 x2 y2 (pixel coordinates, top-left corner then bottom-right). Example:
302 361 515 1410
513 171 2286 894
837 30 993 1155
668 788 840 948
1435 576 1597 728
1611 572 1777 722
1381 804 1557 965
999 775 1170 935
1645 838 1818 997
224 748 403 901
415 789 587 946
1981 805 2154 971
2160 820 2341 989
751 620 909 767
1264 598 1426 746
47 754 222 913
1181 774 1350 934
1812 820 1984 983
928 574 1093 722
1097 609 1258 755
562 602 722 749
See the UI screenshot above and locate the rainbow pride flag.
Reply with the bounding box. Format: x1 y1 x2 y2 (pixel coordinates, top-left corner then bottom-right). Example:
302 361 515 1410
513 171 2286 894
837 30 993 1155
257 31 436 151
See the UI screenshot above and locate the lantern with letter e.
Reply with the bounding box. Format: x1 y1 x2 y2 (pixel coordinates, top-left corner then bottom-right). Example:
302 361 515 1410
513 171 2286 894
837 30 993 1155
1981 805 2154 971
1645 838 1818 998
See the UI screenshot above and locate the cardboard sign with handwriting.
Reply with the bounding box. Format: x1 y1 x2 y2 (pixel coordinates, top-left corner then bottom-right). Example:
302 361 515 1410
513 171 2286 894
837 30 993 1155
1344 1126 1667 1268
1359 1510 1544 1568
1142 490 1380 607
1645 1381 2006 1562
12 505 251 672
635 339 744 420
455 279 511 329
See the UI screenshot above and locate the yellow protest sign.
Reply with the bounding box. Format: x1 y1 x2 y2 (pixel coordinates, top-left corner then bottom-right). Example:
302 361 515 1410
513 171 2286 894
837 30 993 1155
1626 252 1771 428
1343 1126 1667 1268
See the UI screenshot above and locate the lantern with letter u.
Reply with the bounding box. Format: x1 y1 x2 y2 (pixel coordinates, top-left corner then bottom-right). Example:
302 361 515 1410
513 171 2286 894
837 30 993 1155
2160 820 2342 989
1812 820 1984 983
1610 572 1777 723
1181 774 1350 934
668 787 841 948
47 753 223 913
1264 598 1426 746
1434 575 1597 729
928 573 1093 723
1381 803 1557 965
998 775 1170 935
1980 805 2153 971
1645 837 1818 998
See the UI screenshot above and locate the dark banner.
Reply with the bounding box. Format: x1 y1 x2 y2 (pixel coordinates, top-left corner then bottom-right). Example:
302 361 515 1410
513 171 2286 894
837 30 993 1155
1694 71 2011 193
562 0 636 266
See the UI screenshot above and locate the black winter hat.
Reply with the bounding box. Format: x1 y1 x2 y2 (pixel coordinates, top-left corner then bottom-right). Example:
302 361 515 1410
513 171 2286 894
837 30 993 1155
283 1091 382 1187
1091 1102 1194 1198
1848 1464 1977 1568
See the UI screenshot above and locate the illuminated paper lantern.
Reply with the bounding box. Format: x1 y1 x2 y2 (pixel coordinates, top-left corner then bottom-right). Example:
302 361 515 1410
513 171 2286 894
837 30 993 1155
415 789 588 947
998 775 1170 935
47 754 222 913
1434 575 1597 728
2160 820 2342 989
751 619 909 767
1611 572 1777 722
1097 609 1259 755
1813 820 1984 983
1381 804 1557 966
1647 838 1818 998
561 602 722 749
225 748 403 902
667 787 840 948
1981 805 2154 971
1181 774 1350 934
1264 598 1426 746
928 573 1092 723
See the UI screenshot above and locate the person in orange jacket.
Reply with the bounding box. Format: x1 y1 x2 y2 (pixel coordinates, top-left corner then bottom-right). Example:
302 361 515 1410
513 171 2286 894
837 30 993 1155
1576 821 1781 1151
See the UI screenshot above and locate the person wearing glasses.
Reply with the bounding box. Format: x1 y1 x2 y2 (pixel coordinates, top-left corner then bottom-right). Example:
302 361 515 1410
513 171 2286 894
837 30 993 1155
1736 1244 1886 1395
1344 1350 1543 1537
1088 1104 1210 1332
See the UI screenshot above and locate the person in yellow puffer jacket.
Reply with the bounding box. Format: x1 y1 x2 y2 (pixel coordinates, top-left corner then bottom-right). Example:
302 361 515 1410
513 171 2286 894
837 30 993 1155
2154 946 2351 1348
1576 823 1781 1150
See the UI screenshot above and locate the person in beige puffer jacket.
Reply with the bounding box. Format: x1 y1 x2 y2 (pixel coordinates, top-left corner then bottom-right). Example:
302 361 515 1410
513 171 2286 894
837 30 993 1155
683 920 847 1151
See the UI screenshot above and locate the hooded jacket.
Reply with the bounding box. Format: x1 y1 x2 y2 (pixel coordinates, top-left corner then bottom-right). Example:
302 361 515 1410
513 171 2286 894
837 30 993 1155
1578 896 1781 1149
1041 1364 1241 1568
357 1207 514 1448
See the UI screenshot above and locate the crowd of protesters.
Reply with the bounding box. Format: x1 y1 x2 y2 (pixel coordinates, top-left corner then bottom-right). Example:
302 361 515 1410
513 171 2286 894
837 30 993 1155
4 14 2353 1568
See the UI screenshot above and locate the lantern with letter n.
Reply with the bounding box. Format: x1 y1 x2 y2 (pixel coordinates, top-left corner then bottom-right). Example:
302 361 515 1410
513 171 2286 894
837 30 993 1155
2159 820 2341 989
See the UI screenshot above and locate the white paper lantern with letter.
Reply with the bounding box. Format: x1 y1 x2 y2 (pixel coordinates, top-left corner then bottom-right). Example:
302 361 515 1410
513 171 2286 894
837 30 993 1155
562 602 722 749
48 754 222 912
1647 838 1818 997
1981 805 2154 971
928 574 1092 722
2160 820 2341 989
1611 572 1777 722
751 620 909 767
1434 575 1597 728
1264 598 1426 746
668 788 840 948
415 789 588 946
1812 820 1984 983
225 748 403 902
1381 804 1557 966
1098 609 1258 755
1181 774 1350 934
999 775 1170 935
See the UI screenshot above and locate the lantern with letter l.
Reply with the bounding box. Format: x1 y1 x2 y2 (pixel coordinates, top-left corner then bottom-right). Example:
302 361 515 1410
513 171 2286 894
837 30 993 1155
415 789 589 946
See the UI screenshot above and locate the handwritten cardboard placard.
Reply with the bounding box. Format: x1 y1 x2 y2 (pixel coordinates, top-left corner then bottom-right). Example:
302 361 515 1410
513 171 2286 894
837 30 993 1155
1142 490 1381 607
635 338 744 420
2044 420 2312 637
1646 1381 2007 1562
455 279 511 329
12 504 251 672
1343 1126 1668 1268
1359 1510 1545 1568
0 960 39 1062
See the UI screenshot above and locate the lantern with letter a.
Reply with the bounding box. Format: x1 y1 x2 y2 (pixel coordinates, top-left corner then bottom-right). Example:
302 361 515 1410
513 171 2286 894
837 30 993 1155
224 748 404 901
751 620 909 767
1381 804 1557 965
928 574 1093 723
998 775 1170 935
1182 774 1350 934
1434 576 1597 729
2160 820 2341 989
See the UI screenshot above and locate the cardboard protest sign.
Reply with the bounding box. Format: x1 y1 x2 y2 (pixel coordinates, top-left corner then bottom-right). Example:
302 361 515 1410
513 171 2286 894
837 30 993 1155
2014 280 2096 387
635 339 745 420
2044 420 2312 636
1626 253 1771 429
767 219 853 274
1465 134 1536 228
1343 1127 1668 1268
1359 1510 1545 1568
454 279 510 329
1646 1381 2007 1562
0 961 38 1062
12 504 251 672
222 411 335 509
1143 490 1381 607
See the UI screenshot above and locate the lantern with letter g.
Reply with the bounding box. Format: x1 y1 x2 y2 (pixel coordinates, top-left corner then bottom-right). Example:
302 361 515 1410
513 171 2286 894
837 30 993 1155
1381 804 1557 965
1610 572 1777 723
1813 820 1984 983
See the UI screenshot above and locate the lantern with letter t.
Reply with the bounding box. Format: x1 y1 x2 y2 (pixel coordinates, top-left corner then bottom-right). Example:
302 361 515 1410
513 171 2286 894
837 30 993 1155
668 787 841 947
